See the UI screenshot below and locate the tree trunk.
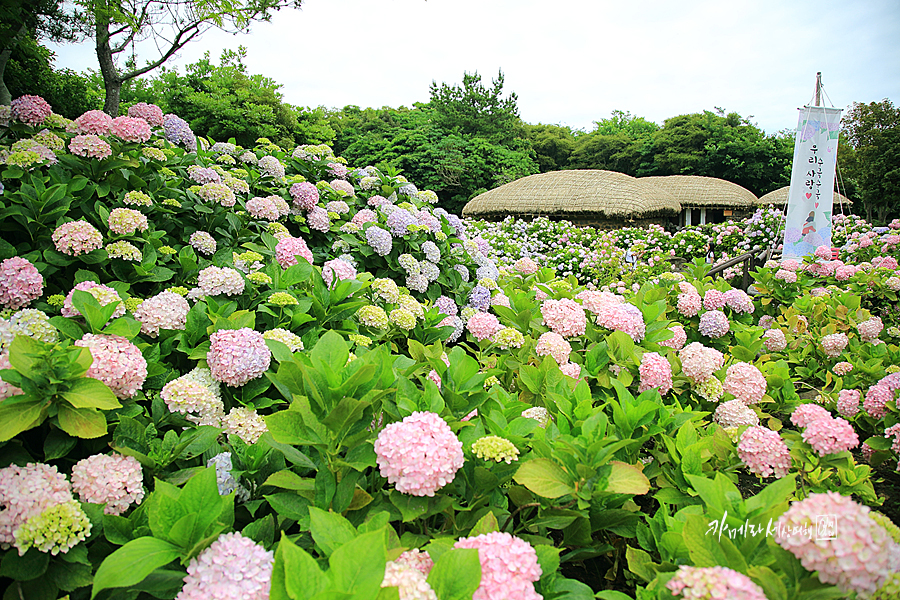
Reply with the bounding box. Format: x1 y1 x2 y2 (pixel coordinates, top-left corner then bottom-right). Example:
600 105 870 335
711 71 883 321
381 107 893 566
0 24 28 106
95 8 122 116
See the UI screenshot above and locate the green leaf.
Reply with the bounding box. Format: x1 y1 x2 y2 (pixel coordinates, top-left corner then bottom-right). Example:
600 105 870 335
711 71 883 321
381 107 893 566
426 548 482 600
747 565 788 600
309 507 357 557
0 547 49 581
468 511 500 537
91 537 181 599
328 530 387 596
310 329 349 375
61 377 122 410
604 461 651 495
58 404 107 439
0 395 45 441
280 536 329 598
102 316 142 339
625 546 657 582
513 458 575 498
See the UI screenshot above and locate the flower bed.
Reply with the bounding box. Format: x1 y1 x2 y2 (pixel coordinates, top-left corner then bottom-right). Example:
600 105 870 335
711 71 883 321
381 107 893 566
1 96 900 600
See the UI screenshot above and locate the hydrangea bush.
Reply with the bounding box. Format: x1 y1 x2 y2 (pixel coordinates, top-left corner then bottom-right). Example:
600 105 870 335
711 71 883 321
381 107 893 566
0 95 899 600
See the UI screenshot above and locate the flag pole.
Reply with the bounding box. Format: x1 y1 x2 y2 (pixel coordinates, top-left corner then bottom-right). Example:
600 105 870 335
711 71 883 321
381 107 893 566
815 72 822 107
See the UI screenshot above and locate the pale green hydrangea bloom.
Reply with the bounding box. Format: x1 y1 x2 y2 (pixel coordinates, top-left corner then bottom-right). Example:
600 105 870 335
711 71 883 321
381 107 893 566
472 435 520 464
14 500 92 556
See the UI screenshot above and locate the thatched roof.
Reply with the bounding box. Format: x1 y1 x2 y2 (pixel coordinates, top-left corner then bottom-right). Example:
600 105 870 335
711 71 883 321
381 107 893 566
461 170 681 219
643 175 757 208
757 186 853 207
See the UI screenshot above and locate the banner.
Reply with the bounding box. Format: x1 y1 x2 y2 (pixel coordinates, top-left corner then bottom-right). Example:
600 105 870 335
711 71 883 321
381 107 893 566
782 106 842 258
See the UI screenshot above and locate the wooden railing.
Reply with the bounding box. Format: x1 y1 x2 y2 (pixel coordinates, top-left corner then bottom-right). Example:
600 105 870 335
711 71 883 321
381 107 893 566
706 248 777 290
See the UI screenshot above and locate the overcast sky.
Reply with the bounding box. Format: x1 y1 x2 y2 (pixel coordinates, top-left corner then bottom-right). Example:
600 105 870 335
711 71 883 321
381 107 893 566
48 0 900 135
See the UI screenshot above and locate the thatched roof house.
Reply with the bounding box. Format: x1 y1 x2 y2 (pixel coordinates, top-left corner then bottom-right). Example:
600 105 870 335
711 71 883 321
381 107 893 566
461 170 681 227
644 175 758 226
757 186 852 208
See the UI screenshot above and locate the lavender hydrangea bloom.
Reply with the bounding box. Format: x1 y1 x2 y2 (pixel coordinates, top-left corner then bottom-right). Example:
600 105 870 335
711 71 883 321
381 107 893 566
163 114 196 151
386 209 417 237
469 285 491 311
365 226 393 256
435 295 458 317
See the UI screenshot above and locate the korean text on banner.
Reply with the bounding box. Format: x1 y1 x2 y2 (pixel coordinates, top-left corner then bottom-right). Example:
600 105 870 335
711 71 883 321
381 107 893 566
782 106 842 258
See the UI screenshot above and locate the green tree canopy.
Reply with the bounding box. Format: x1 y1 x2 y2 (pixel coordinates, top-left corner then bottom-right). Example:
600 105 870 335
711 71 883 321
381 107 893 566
841 99 900 222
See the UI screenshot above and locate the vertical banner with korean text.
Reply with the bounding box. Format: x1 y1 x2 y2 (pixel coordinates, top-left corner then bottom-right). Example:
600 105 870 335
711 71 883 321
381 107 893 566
782 106 842 258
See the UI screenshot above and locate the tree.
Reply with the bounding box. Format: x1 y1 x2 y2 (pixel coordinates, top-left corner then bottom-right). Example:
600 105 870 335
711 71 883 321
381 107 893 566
429 70 525 146
525 123 577 172
841 99 900 222
568 110 658 175
0 0 81 105
78 0 302 115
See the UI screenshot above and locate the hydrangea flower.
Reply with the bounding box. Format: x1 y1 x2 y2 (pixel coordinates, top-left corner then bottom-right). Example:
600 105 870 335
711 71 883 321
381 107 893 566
493 327 525 350
106 240 142 261
596 302 646 341
111 115 151 142
535 331 572 365
207 328 271 387
289 181 319 210
514 257 539 275
133 291 189 337
71 454 144 515
679 342 725 384
263 328 304 352
246 195 289 221
858 317 884 342
358 305 389 329
775 492 900 597
802 416 859 456
666 565 767 600
197 182 236 207
0 257 43 310
699 310 730 338
713 399 759 428
762 328 787 352
275 235 313 268
196 266 245 297
864 372 900 418
676 290 702 317
374 412 464 496
322 258 357 287
207 453 250 501
738 426 791 478
10 95 52 126
73 109 112 134
0 463 73 548
223 406 268 444
467 312 501 342
541 298 587 338
381 561 437 600
189 231 217 256
638 352 673 395
175 532 273 600
695 375 724 402
658 324 687 350
161 367 224 426
522 406 551 428
68 134 112 159
723 362 766 404
390 308 417 331
127 102 164 126
836 389 860 417
75 333 147 399
472 436 520 464
833 361 853 376
163 114 196 151
454 532 542 600
307 206 331 232
107 207 149 235
52 220 103 256
14 500 91 556
790 403 831 428
821 332 849 358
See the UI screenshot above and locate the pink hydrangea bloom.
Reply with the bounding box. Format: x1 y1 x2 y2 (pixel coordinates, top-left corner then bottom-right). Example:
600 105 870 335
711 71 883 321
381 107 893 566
330 179 354 195
713 399 759 429
762 328 786 352
176 532 273 600
596 302 645 341
127 102 164 127
535 331 572 365
69 134 113 159
394 548 434 577
246 195 286 221
73 110 113 134
467 312 502 342
61 281 124 325
160 368 223 427
514 257 539 275
10 95 52 126
541 298 587 337
75 333 147 398
821 332 849 358
738 426 791 478
723 362 766 404
885 424 900 454
703 289 726 310
658 324 687 350
111 116 151 142
374 411 463 496
52 220 103 256
560 362 582 380
189 231 216 256
814 245 833 260
71 454 144 515
207 328 271 387
576 290 623 315
133 291 189 337
0 257 43 309
802 416 859 456
638 351 673 395
289 181 319 210
107 207 149 235
832 361 853 376
0 463 73 548
454 532 542 600
351 208 377 226
858 317 884 342
775 269 798 283
197 266 245 297
780 259 801 272
864 373 900 418
666 565 767 600
699 309 730 338
307 206 331 232
836 389 860 418
381 561 437 600
790 403 831 428
322 258 357 287
775 492 900 597
676 291 702 317
679 342 725 384
723 289 754 314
